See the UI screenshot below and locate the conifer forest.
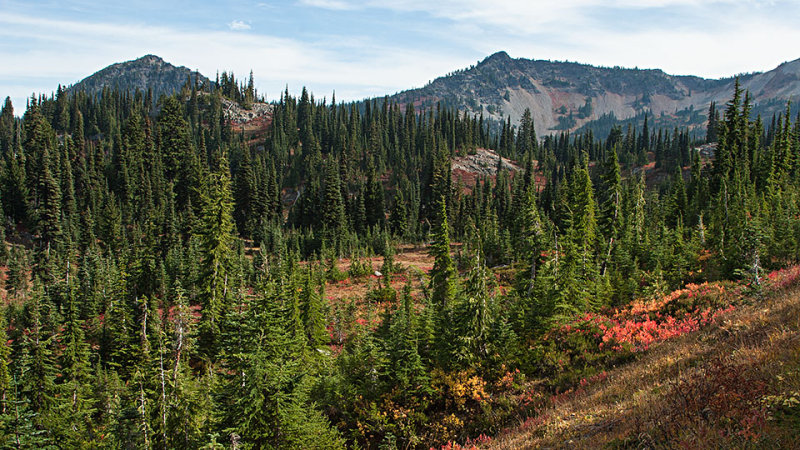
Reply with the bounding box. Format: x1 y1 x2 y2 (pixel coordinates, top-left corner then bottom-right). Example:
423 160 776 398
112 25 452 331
0 72 800 449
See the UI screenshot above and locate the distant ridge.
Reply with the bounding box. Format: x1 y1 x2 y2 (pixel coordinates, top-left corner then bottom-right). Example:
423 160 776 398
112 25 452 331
67 54 211 100
66 52 800 136
384 52 800 135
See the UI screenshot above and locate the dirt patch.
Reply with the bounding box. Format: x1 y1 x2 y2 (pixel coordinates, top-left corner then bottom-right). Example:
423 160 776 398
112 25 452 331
323 245 435 302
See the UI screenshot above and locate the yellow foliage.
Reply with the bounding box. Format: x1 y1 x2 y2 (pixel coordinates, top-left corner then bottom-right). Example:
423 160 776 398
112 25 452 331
433 369 488 408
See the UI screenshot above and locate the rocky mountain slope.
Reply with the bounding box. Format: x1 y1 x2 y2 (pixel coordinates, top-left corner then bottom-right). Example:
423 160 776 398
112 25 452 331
67 54 211 100
387 51 800 135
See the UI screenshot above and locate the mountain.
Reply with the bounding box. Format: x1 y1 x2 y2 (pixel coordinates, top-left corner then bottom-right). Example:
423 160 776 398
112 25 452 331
67 52 800 136
67 54 211 100
386 51 800 136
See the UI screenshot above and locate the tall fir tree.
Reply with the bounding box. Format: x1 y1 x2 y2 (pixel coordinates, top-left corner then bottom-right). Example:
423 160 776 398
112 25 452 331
429 197 456 307
198 149 236 357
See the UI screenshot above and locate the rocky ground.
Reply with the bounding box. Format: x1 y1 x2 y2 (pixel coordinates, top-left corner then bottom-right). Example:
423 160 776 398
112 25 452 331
452 148 520 176
223 98 273 134
451 148 523 191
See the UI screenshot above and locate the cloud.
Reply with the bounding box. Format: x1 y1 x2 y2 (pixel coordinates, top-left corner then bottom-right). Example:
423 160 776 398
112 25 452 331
228 20 251 31
298 0 356 10
333 0 800 78
309 0 794 39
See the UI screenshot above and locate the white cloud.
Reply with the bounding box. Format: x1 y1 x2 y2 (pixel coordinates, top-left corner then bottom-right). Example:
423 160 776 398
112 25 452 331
228 20 251 31
298 0 356 10
290 0 798 76
334 0 799 79
455 2 800 79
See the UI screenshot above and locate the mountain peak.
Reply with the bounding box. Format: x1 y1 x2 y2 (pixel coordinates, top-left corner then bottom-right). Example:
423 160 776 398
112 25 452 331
135 54 166 64
68 54 210 100
481 51 512 65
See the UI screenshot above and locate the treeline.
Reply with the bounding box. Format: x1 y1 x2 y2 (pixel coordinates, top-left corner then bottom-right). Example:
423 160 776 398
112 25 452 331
0 76 796 448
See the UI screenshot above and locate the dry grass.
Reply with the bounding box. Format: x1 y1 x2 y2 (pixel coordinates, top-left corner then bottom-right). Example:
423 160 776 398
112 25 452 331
488 286 800 449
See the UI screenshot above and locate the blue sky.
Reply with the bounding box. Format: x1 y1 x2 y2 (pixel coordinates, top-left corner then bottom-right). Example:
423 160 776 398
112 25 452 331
1 0 798 113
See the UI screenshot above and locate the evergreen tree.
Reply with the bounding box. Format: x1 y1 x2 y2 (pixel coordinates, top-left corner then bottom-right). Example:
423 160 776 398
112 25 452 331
383 284 428 398
165 285 208 449
599 145 622 277
17 283 58 444
0 77 797 449
198 150 236 357
429 197 456 307
3 129 28 225
517 108 537 155
516 185 544 295
217 283 343 448
57 286 96 444
388 190 407 238
320 159 346 252
0 306 13 444
158 97 196 207
706 101 718 143
301 269 328 349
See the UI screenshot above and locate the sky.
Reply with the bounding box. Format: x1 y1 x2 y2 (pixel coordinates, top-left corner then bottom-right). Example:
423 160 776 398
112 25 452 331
1 0 799 113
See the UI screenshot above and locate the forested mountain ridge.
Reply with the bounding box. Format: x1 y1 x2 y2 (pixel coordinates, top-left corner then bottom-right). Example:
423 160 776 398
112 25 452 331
67 54 212 101
62 52 800 138
385 51 800 135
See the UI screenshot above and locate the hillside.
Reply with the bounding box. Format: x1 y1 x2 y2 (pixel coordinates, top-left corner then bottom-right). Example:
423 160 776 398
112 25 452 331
386 51 800 135
67 54 211 100
482 269 800 449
